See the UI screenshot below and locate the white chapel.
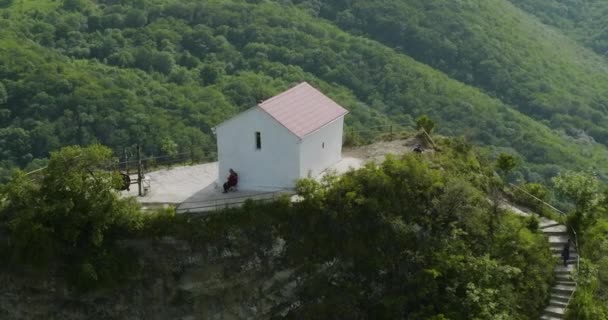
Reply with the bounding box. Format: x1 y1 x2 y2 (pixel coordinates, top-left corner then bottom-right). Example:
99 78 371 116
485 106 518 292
215 82 349 191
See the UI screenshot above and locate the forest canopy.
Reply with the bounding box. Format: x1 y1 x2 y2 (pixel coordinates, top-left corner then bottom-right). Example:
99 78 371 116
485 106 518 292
3 0 608 184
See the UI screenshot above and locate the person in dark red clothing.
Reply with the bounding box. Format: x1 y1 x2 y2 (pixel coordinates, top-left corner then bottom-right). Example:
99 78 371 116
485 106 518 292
223 169 238 193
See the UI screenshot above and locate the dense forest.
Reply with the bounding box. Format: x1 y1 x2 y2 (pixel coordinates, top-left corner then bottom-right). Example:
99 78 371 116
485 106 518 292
2 0 608 317
0 142 557 319
3 0 608 184
509 0 608 54
310 0 608 141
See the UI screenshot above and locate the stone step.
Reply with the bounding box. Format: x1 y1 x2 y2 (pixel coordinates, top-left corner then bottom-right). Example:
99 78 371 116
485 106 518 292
552 254 579 262
557 259 578 266
550 247 577 256
544 230 569 237
539 219 560 229
543 305 567 318
552 284 576 295
548 235 570 245
554 265 575 273
553 283 576 290
550 299 568 308
554 271 572 277
551 247 577 254
541 225 568 235
540 222 561 229
501 204 576 320
550 243 576 249
550 293 571 304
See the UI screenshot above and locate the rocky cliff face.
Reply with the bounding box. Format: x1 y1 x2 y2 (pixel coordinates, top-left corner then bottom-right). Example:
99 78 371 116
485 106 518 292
0 236 298 320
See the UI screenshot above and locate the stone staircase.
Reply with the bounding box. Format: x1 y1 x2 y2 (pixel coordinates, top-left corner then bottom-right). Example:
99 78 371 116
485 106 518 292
540 220 578 320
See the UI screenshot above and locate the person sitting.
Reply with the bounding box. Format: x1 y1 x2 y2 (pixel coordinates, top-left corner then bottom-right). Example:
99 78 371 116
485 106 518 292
223 169 238 193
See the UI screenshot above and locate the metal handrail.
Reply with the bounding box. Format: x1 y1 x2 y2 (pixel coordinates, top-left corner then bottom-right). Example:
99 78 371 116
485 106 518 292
508 183 567 215
508 183 580 312
566 226 580 309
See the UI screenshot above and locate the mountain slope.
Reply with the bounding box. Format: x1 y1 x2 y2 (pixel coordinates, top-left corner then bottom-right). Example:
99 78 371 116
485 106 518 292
508 0 608 54
310 0 608 145
1 0 608 182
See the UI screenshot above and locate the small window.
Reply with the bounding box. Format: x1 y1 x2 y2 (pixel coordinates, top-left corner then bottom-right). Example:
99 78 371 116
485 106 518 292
255 131 262 150
322 142 325 149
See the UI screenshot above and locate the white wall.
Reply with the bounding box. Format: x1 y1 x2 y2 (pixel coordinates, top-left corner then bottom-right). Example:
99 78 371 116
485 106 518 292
299 117 344 178
216 108 300 191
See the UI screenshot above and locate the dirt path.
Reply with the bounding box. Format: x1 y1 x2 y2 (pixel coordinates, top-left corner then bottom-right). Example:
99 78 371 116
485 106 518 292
344 138 419 163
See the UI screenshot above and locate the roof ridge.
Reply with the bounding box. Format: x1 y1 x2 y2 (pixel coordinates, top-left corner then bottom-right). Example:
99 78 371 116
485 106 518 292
259 82 309 106
256 106 301 138
257 82 349 138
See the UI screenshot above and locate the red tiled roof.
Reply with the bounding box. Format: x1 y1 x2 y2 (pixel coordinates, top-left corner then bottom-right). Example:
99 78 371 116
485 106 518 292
258 82 348 138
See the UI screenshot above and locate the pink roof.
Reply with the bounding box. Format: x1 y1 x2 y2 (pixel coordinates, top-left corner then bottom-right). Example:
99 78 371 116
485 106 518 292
258 82 349 138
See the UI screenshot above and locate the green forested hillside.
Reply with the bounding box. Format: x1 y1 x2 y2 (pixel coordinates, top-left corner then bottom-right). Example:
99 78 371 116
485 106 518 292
4 1 608 317
508 0 608 54
2 0 608 183
310 0 608 144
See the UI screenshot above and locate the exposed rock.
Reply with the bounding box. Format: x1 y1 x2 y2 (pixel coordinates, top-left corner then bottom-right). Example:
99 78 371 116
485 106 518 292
0 237 298 320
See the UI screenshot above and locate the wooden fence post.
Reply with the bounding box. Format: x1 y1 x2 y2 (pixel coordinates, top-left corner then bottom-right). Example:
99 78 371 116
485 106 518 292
137 145 143 197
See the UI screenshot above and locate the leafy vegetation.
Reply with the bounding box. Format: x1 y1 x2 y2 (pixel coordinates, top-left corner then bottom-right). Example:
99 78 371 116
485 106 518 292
2 0 608 314
1 140 555 318
283 146 553 319
2 0 608 185
0 145 143 289
496 153 518 177
539 170 608 319
309 0 608 153
508 0 608 55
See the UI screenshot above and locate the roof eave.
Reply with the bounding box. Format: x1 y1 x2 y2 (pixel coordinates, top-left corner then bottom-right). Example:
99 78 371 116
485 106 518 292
299 111 348 139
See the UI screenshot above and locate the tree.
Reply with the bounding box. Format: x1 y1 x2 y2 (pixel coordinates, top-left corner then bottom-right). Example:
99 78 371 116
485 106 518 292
553 171 600 212
160 136 178 158
0 127 32 166
512 182 548 213
496 153 518 176
0 145 142 288
199 64 222 85
0 82 7 104
61 0 87 11
416 114 435 134
124 9 147 28
150 51 175 75
0 0 13 9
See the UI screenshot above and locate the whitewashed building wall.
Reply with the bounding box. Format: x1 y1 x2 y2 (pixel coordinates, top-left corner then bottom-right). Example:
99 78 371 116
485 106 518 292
299 117 344 178
216 108 300 190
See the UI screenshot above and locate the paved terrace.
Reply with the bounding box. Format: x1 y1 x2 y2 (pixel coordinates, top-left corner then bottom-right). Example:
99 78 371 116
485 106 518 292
121 139 422 213
121 157 365 213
